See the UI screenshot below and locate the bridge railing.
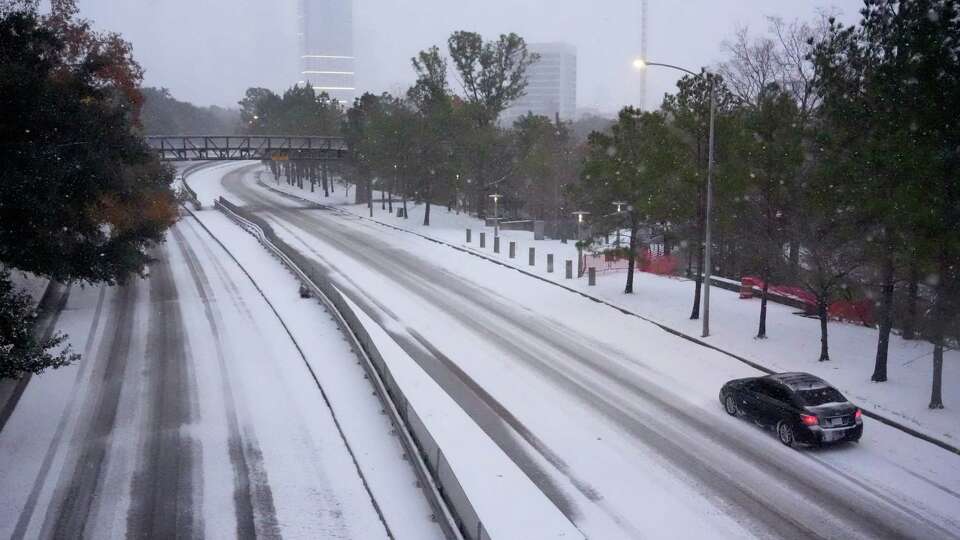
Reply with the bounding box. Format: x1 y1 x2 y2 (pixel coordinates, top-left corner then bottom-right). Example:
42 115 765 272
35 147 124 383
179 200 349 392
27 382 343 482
146 135 347 162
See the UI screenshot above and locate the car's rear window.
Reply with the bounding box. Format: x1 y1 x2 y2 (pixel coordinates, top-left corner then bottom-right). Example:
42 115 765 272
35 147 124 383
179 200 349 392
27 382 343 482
797 387 846 406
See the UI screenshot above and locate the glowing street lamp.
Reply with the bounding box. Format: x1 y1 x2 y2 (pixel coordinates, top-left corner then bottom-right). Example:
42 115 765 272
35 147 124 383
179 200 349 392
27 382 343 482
633 58 717 338
489 193 502 237
612 201 628 247
572 210 591 277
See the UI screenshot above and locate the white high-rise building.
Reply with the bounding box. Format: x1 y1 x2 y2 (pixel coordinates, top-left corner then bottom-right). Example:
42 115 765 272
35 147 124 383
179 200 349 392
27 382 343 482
502 43 577 126
298 0 355 105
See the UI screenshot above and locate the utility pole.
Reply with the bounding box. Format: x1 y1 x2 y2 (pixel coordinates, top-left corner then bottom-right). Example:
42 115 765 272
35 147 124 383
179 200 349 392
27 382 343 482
640 0 649 110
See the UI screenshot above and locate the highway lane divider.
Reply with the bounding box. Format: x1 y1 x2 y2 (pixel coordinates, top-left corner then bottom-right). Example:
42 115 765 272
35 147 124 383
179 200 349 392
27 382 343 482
211 195 582 540
213 193 580 540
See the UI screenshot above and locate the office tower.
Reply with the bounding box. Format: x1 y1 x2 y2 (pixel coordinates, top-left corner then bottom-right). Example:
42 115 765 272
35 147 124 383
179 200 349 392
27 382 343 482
298 0 355 104
502 42 577 125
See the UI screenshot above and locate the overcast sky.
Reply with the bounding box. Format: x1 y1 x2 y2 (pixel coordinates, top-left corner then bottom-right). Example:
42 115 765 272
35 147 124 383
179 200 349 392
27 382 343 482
75 0 863 114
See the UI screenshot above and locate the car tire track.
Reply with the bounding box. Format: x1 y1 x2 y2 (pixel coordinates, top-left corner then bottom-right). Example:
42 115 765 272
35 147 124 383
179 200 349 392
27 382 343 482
125 246 202 539
10 286 106 540
40 283 138 539
170 224 280 539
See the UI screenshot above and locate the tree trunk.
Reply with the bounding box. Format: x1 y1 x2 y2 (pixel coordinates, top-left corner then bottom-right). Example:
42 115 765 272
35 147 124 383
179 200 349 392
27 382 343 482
871 252 895 382
690 184 706 319
903 262 919 340
367 178 373 216
929 254 949 409
625 216 639 294
757 278 769 339
322 162 329 197
818 298 830 361
690 239 703 320
424 199 431 226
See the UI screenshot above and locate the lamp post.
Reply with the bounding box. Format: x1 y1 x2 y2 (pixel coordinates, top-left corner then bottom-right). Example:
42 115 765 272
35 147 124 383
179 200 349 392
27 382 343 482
634 58 716 338
612 201 628 247
572 211 590 277
489 193 502 237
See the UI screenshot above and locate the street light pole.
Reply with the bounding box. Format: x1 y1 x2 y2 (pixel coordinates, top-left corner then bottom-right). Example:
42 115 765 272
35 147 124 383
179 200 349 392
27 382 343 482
489 193 502 237
634 58 716 337
702 84 716 338
572 211 590 277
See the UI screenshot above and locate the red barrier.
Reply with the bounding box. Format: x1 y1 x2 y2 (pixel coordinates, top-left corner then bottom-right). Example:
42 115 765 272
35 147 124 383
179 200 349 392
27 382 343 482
739 275 875 326
584 249 677 276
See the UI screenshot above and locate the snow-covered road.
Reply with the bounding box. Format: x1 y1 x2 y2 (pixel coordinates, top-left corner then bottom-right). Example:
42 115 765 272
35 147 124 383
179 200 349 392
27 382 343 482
0 213 436 538
214 164 960 539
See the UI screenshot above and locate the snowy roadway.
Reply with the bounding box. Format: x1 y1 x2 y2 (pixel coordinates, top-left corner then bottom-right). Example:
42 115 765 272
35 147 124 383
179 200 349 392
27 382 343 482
0 213 441 538
206 163 960 539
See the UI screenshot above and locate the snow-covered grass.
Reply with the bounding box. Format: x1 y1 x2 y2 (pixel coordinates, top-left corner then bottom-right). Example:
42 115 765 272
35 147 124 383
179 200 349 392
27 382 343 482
266 176 959 446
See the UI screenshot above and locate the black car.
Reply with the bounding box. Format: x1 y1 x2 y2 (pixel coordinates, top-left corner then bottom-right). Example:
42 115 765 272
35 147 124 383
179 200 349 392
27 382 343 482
719 372 863 447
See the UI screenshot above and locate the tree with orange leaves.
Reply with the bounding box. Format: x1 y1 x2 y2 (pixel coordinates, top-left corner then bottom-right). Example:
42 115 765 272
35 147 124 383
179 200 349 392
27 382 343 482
0 1 176 378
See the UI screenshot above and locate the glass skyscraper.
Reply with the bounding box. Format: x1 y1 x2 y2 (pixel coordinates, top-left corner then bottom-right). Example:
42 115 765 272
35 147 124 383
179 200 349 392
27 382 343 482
298 0 355 104
501 43 577 125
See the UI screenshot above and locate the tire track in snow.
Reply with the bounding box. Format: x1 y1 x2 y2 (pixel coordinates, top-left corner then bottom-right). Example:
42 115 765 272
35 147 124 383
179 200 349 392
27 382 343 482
225 172 957 539
41 284 137 538
125 246 202 539
171 224 281 539
10 286 106 540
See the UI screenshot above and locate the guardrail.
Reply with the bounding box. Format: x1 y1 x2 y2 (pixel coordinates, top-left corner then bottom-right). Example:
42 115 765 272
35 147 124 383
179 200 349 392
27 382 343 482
177 161 213 209
213 196 496 540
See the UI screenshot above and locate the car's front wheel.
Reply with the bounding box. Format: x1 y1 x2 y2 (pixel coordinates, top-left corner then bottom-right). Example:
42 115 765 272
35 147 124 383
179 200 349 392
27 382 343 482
723 395 740 416
777 421 797 448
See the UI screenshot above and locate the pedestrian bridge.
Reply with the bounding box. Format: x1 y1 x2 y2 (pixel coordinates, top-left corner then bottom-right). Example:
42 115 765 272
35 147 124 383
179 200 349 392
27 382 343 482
147 135 347 162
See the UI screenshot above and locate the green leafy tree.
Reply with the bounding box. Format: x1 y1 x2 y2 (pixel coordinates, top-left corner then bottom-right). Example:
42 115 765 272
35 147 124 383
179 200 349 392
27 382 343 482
812 1 954 393
1 2 176 378
512 114 578 222
661 72 735 319
740 84 804 339
448 31 537 217
577 107 692 294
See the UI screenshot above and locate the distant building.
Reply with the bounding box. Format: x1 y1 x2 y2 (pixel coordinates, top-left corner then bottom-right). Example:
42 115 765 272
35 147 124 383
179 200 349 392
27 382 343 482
502 43 577 126
298 0 355 104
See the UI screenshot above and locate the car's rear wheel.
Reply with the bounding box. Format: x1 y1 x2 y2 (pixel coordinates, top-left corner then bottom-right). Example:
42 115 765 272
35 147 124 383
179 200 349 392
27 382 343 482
777 421 796 447
724 395 740 416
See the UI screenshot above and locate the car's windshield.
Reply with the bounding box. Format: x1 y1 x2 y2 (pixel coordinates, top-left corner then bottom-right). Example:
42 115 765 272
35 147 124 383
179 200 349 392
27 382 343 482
798 387 846 406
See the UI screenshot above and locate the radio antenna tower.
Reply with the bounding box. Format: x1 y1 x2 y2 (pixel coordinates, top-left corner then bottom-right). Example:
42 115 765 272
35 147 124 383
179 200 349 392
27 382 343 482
640 0 649 110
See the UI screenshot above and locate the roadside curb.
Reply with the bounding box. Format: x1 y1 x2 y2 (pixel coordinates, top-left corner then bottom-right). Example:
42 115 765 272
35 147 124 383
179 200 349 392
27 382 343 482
258 180 960 458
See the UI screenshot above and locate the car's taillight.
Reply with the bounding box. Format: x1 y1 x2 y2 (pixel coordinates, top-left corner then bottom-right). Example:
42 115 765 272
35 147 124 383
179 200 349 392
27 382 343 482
854 408 862 421
801 414 819 426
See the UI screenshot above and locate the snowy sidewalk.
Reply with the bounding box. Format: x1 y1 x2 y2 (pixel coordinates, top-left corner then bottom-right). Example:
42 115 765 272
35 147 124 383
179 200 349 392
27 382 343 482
263 176 958 448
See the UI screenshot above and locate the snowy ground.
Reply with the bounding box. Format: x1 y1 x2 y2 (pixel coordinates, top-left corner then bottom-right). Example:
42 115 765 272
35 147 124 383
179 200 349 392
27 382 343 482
261 173 958 447
0 210 441 538
192 163 960 539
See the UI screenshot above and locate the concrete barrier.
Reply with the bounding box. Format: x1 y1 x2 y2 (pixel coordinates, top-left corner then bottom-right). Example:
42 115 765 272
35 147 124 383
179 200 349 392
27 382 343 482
214 197 464 539
214 196 583 539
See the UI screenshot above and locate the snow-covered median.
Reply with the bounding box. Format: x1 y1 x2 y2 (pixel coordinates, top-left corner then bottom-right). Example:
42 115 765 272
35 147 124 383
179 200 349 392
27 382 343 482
341 291 583 540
